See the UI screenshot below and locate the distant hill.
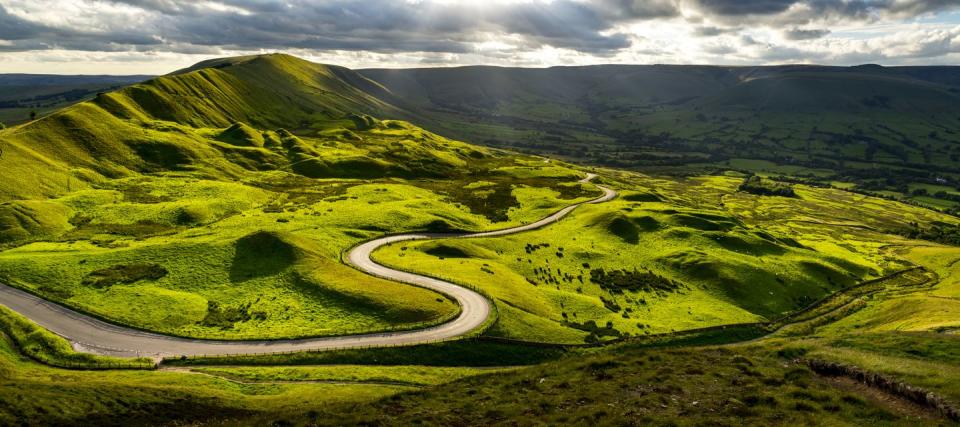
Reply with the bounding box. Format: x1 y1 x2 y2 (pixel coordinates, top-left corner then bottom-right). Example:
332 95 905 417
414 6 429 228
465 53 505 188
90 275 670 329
0 74 152 125
360 64 960 210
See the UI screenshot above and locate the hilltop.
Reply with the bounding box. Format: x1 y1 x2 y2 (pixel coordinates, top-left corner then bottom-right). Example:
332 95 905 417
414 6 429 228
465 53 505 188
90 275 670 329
0 54 452 201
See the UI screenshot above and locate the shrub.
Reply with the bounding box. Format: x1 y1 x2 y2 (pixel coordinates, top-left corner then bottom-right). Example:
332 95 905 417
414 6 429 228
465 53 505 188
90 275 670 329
738 175 797 197
589 268 680 293
81 263 168 288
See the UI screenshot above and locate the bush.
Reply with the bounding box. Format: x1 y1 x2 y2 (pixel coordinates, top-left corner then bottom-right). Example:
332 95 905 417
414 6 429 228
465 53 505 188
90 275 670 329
589 268 680 293
81 263 168 288
738 175 797 197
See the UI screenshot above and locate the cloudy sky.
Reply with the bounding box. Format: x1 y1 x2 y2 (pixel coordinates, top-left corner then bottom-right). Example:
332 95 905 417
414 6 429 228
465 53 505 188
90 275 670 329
0 0 958 74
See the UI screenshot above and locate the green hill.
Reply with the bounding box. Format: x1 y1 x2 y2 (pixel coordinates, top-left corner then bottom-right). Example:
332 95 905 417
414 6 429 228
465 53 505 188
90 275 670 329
0 54 475 201
0 53 599 341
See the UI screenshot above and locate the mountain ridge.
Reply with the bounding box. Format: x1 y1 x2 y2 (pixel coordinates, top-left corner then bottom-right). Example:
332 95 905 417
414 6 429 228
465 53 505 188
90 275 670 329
0 54 467 201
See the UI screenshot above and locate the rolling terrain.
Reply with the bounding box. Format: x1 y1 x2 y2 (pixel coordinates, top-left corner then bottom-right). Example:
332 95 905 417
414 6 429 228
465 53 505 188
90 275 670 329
0 54 958 425
0 53 600 341
361 65 960 211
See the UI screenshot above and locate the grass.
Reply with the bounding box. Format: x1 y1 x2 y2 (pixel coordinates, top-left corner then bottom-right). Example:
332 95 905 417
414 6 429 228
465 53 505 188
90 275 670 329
0 305 153 369
797 332 960 403
2 53 960 425
0 334 415 425
373 171 955 343
0 171 591 339
298 344 918 426
0 54 601 340
362 64 960 210
166 339 572 367
190 364 515 386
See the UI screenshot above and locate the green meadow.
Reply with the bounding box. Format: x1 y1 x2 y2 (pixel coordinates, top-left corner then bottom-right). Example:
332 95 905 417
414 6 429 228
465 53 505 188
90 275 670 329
374 171 957 343
0 141 593 339
0 54 598 340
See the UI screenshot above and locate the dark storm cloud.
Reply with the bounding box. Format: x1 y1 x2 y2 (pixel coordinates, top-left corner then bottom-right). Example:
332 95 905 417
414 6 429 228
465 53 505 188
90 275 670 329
0 0 689 55
695 0 797 15
0 5 51 40
881 0 960 16
93 0 643 53
0 3 166 52
591 0 680 19
692 0 959 20
783 28 831 39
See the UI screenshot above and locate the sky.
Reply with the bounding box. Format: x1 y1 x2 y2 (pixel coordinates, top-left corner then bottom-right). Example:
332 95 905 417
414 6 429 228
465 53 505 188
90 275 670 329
0 0 958 75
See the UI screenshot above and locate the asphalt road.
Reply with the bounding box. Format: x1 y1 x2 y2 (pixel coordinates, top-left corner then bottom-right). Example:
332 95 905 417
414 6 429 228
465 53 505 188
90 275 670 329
0 173 616 358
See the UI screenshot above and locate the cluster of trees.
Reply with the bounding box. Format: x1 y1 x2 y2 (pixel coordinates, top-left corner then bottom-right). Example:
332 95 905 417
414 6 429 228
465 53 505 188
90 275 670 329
738 175 797 197
589 267 680 293
902 224 960 246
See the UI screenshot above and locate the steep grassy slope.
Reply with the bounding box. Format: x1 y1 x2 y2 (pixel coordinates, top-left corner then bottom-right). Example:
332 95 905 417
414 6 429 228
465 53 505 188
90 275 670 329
0 54 404 201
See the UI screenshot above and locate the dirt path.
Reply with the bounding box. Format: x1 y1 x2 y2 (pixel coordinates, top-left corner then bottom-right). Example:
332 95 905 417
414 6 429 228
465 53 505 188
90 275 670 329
822 376 941 421
0 173 616 359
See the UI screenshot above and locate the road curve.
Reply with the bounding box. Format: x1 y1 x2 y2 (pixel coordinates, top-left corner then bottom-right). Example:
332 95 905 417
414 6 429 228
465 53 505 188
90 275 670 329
0 173 616 358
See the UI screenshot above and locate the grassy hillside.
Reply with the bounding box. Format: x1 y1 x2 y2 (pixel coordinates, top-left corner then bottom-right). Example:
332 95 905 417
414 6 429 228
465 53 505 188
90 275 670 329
0 54 598 339
374 170 958 343
360 65 960 211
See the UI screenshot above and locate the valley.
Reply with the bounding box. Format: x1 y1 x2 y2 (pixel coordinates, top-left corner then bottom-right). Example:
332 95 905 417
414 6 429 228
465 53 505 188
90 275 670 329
0 54 958 426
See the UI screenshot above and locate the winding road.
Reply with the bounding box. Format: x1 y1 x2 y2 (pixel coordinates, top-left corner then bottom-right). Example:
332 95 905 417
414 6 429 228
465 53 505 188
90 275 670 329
0 174 616 358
